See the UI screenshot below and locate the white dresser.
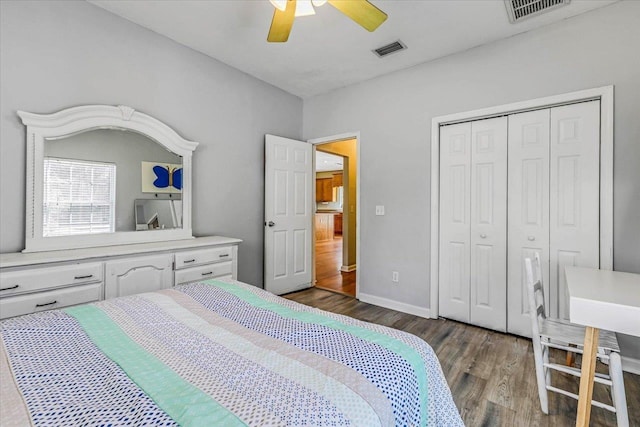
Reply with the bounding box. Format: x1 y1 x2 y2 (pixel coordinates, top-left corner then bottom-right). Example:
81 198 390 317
0 236 241 319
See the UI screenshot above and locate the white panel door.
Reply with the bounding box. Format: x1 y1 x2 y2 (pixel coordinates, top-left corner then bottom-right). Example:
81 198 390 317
469 117 508 331
439 122 471 323
549 101 600 320
105 254 173 299
507 109 551 337
264 135 313 295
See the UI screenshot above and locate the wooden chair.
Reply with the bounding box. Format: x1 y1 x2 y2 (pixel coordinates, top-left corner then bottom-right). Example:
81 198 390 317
525 254 629 426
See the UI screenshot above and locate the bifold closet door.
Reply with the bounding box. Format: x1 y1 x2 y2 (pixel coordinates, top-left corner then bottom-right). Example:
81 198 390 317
507 101 600 336
469 117 507 331
439 122 471 323
507 109 551 337
439 118 507 331
549 101 600 321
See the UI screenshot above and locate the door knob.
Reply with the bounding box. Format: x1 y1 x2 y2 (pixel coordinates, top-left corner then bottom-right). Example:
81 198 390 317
480 233 487 239
528 236 535 241
267 221 275 227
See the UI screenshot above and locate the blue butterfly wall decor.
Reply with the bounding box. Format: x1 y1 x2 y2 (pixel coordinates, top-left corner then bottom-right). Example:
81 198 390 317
153 165 182 190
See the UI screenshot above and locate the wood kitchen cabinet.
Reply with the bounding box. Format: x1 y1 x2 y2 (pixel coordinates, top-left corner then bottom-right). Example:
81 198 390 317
332 173 343 187
315 214 334 242
334 213 343 235
316 178 333 202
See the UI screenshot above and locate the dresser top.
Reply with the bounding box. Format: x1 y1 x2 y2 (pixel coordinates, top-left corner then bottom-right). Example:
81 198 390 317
0 236 242 268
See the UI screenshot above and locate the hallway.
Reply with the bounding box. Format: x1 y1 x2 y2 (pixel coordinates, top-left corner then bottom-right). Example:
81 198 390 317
314 236 356 297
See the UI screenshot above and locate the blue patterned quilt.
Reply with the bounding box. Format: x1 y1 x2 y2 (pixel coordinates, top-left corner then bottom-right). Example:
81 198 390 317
1 279 462 426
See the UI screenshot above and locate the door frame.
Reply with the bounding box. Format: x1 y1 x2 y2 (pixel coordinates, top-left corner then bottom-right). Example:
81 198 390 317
429 85 614 318
308 132 361 298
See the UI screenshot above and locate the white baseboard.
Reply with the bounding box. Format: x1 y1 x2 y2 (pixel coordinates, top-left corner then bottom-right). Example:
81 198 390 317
340 264 357 272
622 356 640 375
358 292 430 319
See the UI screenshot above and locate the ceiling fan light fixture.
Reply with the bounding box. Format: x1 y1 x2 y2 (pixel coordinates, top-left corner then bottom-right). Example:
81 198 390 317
269 0 287 12
295 0 316 17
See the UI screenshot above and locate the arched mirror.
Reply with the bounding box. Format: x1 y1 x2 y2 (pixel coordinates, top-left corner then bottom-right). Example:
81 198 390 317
19 105 198 252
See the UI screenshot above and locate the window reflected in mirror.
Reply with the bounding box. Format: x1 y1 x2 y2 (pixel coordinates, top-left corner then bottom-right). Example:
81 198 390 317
43 128 183 236
43 158 116 236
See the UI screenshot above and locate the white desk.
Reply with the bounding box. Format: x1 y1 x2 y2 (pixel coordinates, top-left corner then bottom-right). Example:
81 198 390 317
565 266 640 427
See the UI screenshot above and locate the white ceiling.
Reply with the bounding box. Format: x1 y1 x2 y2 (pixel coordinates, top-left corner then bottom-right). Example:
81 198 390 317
316 151 344 172
89 0 617 99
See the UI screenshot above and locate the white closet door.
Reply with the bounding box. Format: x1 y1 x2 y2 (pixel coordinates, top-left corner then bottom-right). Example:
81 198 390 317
439 122 471 323
469 117 508 331
507 109 551 337
549 101 600 320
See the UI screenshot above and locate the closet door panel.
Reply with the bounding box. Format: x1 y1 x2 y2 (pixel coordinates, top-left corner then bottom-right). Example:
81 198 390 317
549 101 600 320
439 122 471 323
470 117 507 331
507 109 550 337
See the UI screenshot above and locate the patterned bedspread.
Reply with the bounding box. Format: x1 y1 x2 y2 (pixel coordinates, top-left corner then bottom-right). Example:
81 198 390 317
1 279 462 426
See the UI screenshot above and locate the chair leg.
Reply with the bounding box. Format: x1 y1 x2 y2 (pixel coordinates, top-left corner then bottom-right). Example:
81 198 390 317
566 345 576 367
532 338 549 414
609 352 629 427
543 344 551 389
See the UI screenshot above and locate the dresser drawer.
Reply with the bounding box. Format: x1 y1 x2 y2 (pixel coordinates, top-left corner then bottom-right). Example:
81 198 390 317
174 261 233 285
0 283 102 319
175 247 233 269
0 263 103 297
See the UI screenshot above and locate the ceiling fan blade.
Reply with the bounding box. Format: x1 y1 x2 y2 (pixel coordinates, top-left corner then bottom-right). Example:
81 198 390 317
327 0 387 32
267 0 296 42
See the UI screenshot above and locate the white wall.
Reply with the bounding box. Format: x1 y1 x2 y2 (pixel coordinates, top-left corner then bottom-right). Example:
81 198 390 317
0 0 302 287
303 1 640 357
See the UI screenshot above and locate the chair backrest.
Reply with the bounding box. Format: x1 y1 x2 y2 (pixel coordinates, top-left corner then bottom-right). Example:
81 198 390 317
525 253 546 337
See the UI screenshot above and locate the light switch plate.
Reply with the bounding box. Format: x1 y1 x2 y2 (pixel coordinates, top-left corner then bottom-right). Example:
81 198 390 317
375 205 385 216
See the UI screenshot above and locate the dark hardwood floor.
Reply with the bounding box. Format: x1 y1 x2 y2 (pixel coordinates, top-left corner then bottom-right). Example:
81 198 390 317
314 236 356 297
284 287 640 427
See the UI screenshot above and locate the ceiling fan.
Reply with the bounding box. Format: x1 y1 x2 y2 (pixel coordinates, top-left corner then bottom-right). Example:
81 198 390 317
267 0 388 43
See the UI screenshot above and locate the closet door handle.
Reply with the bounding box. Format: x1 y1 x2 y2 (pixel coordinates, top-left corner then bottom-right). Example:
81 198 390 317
528 236 536 241
480 234 487 239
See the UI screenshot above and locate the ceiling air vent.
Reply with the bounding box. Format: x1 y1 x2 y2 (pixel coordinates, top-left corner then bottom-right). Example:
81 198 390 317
373 40 406 58
504 0 571 23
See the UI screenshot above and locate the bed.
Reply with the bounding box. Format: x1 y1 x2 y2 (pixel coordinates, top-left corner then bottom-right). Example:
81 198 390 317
1 278 462 426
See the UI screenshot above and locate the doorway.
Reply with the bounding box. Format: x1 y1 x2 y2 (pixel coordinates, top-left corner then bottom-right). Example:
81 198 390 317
311 136 359 297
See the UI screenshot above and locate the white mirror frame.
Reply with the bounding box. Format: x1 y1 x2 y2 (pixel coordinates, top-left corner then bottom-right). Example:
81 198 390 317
19 105 198 253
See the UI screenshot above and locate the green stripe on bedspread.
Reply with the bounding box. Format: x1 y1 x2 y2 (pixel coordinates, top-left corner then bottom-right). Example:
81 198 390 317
64 305 246 427
204 279 429 426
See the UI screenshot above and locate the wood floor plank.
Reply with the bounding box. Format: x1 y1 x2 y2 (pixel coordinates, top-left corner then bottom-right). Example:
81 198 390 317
314 236 356 296
283 287 640 427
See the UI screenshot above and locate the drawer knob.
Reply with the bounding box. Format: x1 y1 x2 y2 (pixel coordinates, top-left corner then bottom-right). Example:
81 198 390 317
74 274 93 280
35 300 57 308
480 234 487 239
528 236 536 241
0 284 19 291
219 254 229 258
184 259 196 264
201 271 213 276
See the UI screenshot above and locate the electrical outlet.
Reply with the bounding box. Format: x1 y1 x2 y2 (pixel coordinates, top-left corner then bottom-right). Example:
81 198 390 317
392 271 399 283
375 205 385 216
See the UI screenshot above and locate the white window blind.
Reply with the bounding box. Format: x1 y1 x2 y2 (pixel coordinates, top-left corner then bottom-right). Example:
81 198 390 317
43 158 116 237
